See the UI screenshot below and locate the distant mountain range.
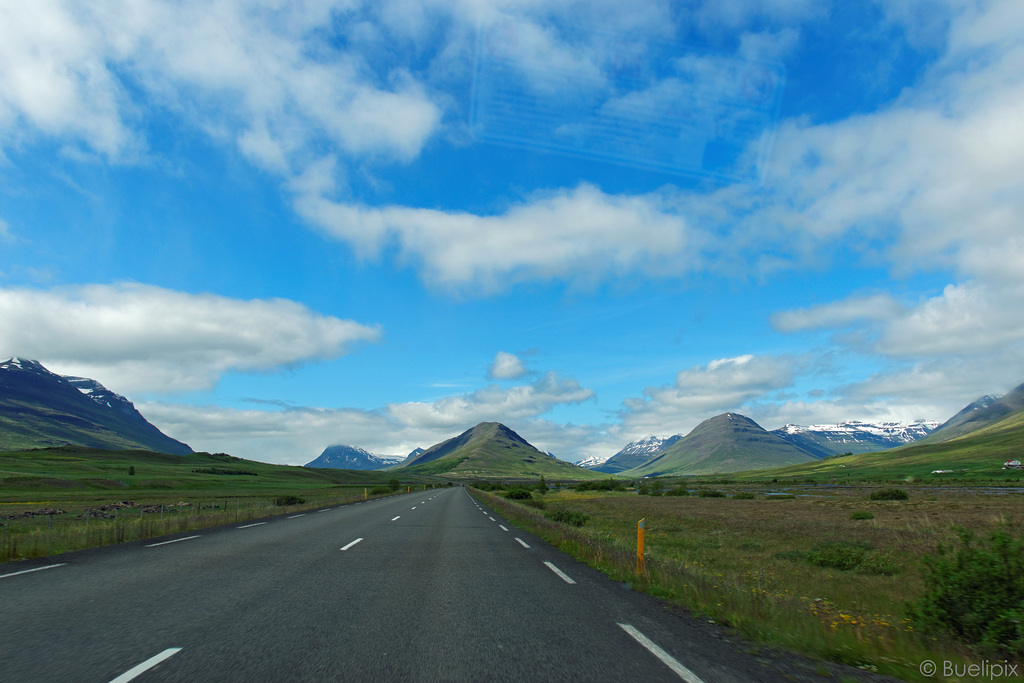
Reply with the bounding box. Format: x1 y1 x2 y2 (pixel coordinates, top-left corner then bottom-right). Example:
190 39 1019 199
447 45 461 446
590 434 683 473
770 420 939 458
920 389 1024 443
305 444 410 470
0 357 192 455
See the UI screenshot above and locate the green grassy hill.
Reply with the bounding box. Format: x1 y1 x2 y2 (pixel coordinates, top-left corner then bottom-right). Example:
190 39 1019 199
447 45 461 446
626 413 816 476
399 422 603 480
730 408 1024 483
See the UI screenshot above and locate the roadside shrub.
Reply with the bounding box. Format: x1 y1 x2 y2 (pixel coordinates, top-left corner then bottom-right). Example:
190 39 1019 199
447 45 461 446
858 552 899 576
275 495 305 506
806 540 873 571
697 489 726 498
388 478 401 492
504 488 532 500
907 528 1024 657
870 487 908 500
850 510 875 520
545 508 590 527
370 486 391 495
534 476 548 495
733 491 755 500
576 479 624 492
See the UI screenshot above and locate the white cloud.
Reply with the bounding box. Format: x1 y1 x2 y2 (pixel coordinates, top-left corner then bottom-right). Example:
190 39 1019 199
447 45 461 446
295 182 693 292
0 218 13 242
620 354 799 437
771 293 905 333
488 351 527 380
388 371 594 429
0 283 381 393
0 1 442 165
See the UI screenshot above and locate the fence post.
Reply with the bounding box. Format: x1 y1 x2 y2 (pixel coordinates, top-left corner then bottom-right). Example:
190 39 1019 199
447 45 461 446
49 514 54 530
637 518 645 575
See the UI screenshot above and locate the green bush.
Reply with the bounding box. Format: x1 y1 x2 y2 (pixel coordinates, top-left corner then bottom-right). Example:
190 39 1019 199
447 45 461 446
664 486 689 497
908 528 1024 657
697 489 726 498
504 488 532 500
806 540 873 571
733 491 755 499
275 495 305 506
369 486 391 495
869 487 908 500
576 478 624 492
545 508 590 527
858 552 899 576
388 478 401 492
850 510 875 520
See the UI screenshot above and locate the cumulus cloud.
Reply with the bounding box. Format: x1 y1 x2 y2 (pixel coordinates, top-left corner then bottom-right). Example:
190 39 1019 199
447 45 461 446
295 181 693 292
621 354 799 436
388 371 594 429
0 283 381 392
488 351 528 380
0 1 442 165
771 293 906 333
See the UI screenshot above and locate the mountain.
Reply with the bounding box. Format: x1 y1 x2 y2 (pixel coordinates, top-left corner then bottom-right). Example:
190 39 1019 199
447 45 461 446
626 413 816 476
771 420 939 458
591 434 683 473
397 421 601 479
306 444 397 470
922 386 1024 443
0 357 192 455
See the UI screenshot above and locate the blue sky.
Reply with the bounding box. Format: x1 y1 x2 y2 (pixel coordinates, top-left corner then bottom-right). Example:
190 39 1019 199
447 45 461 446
2 0 1023 465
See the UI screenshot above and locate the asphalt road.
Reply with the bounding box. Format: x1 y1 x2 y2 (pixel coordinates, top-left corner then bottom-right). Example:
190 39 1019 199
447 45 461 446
1 487 890 682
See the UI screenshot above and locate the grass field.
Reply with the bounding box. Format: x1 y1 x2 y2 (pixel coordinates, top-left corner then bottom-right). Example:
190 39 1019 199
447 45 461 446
0 445 443 562
476 484 1024 682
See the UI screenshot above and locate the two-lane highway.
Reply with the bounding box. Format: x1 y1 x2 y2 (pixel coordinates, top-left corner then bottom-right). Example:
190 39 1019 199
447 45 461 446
1 487 862 682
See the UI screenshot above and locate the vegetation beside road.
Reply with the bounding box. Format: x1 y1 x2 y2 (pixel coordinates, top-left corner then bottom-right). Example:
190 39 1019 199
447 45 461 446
0 446 440 563
473 482 1024 682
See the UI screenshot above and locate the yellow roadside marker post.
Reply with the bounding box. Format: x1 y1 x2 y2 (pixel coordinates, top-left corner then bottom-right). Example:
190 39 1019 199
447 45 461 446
637 519 645 575
364 488 367 500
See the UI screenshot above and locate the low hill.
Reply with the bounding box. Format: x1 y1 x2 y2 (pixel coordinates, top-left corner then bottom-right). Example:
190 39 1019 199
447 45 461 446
729 406 1024 483
0 358 191 455
592 435 682 473
398 422 601 480
625 413 817 476
920 384 1024 444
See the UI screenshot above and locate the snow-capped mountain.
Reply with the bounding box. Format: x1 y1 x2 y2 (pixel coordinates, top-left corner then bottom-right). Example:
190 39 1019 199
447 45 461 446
771 420 939 458
589 434 683 473
306 444 404 470
0 357 192 454
574 455 607 468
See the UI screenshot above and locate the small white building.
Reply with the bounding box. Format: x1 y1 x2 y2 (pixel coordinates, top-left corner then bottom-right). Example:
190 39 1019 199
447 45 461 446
1003 460 1022 469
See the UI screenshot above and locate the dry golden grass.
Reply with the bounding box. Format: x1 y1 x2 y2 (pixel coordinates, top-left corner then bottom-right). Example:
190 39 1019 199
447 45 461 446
482 485 1024 681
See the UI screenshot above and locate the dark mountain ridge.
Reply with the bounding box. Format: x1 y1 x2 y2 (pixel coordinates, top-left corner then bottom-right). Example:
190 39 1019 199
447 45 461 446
0 357 191 455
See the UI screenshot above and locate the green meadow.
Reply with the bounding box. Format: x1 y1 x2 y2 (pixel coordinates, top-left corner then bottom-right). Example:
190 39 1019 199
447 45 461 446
0 446 441 562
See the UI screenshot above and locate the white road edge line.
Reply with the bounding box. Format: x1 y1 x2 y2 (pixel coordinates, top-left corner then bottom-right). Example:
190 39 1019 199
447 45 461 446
515 537 530 548
287 514 306 518
319 509 331 512
617 623 706 683
108 647 182 683
340 538 363 551
0 563 67 579
238 522 267 529
499 525 508 531
488 516 495 521
144 536 200 548
543 561 576 584
391 516 401 521
412 507 417 509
